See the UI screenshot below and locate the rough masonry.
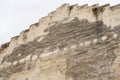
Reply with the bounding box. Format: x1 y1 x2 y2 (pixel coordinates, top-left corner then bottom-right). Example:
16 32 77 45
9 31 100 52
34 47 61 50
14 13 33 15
0 3 120 80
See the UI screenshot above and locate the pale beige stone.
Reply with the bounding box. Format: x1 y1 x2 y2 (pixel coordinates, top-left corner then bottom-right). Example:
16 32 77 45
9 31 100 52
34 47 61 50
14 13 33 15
18 54 21 56
0 64 3 69
25 54 31 61
93 39 98 43
101 36 108 41
79 43 84 46
113 33 118 39
63 48 67 51
19 58 25 63
37 36 45 42
6 62 12 67
71 45 76 49
84 41 91 46
13 61 17 65
40 49 59 58
31 55 38 61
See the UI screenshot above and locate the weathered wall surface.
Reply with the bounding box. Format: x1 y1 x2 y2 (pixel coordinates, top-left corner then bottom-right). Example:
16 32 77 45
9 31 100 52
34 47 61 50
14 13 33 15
0 4 120 80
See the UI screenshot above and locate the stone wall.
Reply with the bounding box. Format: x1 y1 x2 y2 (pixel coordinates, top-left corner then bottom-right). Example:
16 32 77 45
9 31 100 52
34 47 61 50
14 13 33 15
0 4 120 80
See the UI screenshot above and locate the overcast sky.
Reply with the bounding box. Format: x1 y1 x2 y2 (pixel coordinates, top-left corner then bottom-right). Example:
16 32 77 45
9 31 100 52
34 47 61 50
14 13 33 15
0 0 120 45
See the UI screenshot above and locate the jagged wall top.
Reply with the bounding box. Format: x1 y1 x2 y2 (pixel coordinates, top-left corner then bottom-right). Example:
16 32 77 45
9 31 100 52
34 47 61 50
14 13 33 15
0 3 120 56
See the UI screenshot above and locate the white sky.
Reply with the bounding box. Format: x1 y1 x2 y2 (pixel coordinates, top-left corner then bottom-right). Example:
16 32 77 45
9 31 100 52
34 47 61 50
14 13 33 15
0 0 120 45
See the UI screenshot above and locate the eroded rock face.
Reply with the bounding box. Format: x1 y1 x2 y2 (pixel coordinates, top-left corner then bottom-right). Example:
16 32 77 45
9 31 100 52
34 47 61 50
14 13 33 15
0 4 120 80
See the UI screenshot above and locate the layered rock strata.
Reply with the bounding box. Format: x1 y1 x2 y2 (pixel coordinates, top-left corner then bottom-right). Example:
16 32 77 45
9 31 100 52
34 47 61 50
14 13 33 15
0 4 120 80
